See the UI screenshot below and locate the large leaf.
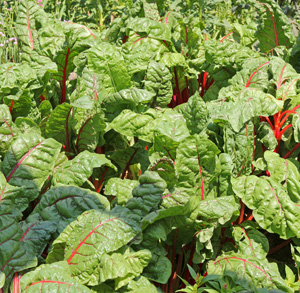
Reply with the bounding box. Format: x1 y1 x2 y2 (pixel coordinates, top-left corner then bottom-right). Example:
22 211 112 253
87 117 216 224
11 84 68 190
86 43 132 95
256 0 294 53
0 63 37 101
144 61 173 107
52 151 117 187
263 151 300 202
233 221 269 260
97 247 151 289
176 92 208 135
20 261 91 292
47 208 140 284
150 111 190 162
102 88 154 122
1 133 61 210
74 112 106 153
175 135 220 198
232 175 300 239
0 105 17 157
208 253 292 292
32 185 110 235
110 108 157 142
104 178 139 206
45 103 73 150
208 91 283 132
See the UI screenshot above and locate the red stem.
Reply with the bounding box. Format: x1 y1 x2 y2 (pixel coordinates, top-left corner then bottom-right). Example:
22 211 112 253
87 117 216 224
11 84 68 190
61 48 71 103
65 108 72 155
265 116 274 129
183 239 195 284
278 124 292 141
9 100 14 113
13 272 19 293
244 213 253 222
171 229 178 275
267 239 291 255
283 143 300 159
238 201 245 224
200 72 208 97
121 149 138 179
96 166 108 193
174 69 183 105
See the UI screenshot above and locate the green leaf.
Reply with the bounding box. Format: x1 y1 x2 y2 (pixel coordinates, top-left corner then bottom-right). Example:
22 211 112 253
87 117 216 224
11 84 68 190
1 133 61 210
102 88 154 122
104 178 139 206
257 122 278 152
263 151 300 202
52 151 116 187
208 253 293 292
0 206 36 288
32 185 110 235
144 61 173 107
74 112 106 153
233 221 269 260
196 196 239 225
126 171 166 220
255 0 294 53
126 276 158 292
176 92 208 135
47 208 140 285
175 135 220 197
208 91 283 132
0 63 37 101
97 247 151 289
142 255 172 284
20 261 91 292
86 43 132 95
150 111 190 161
45 103 73 147
232 175 300 239
223 122 254 176
110 108 157 142
126 17 171 42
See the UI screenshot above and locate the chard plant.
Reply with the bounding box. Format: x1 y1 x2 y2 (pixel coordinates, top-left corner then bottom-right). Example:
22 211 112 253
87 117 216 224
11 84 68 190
2 0 300 292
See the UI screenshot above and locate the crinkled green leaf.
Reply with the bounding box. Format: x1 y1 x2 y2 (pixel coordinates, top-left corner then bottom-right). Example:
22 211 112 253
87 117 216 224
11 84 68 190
208 253 293 292
126 17 171 42
144 61 172 107
175 135 220 197
74 112 106 153
45 103 73 147
223 121 254 176
150 111 190 161
263 151 300 202
208 91 283 132
20 261 91 292
232 175 300 239
47 208 140 284
97 248 151 289
32 185 110 235
1 133 61 210
126 276 158 292
176 92 208 135
102 88 155 122
104 178 138 206
110 108 157 142
52 151 116 187
126 171 166 220
86 43 132 95
257 122 278 151
233 221 269 260
256 0 294 53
